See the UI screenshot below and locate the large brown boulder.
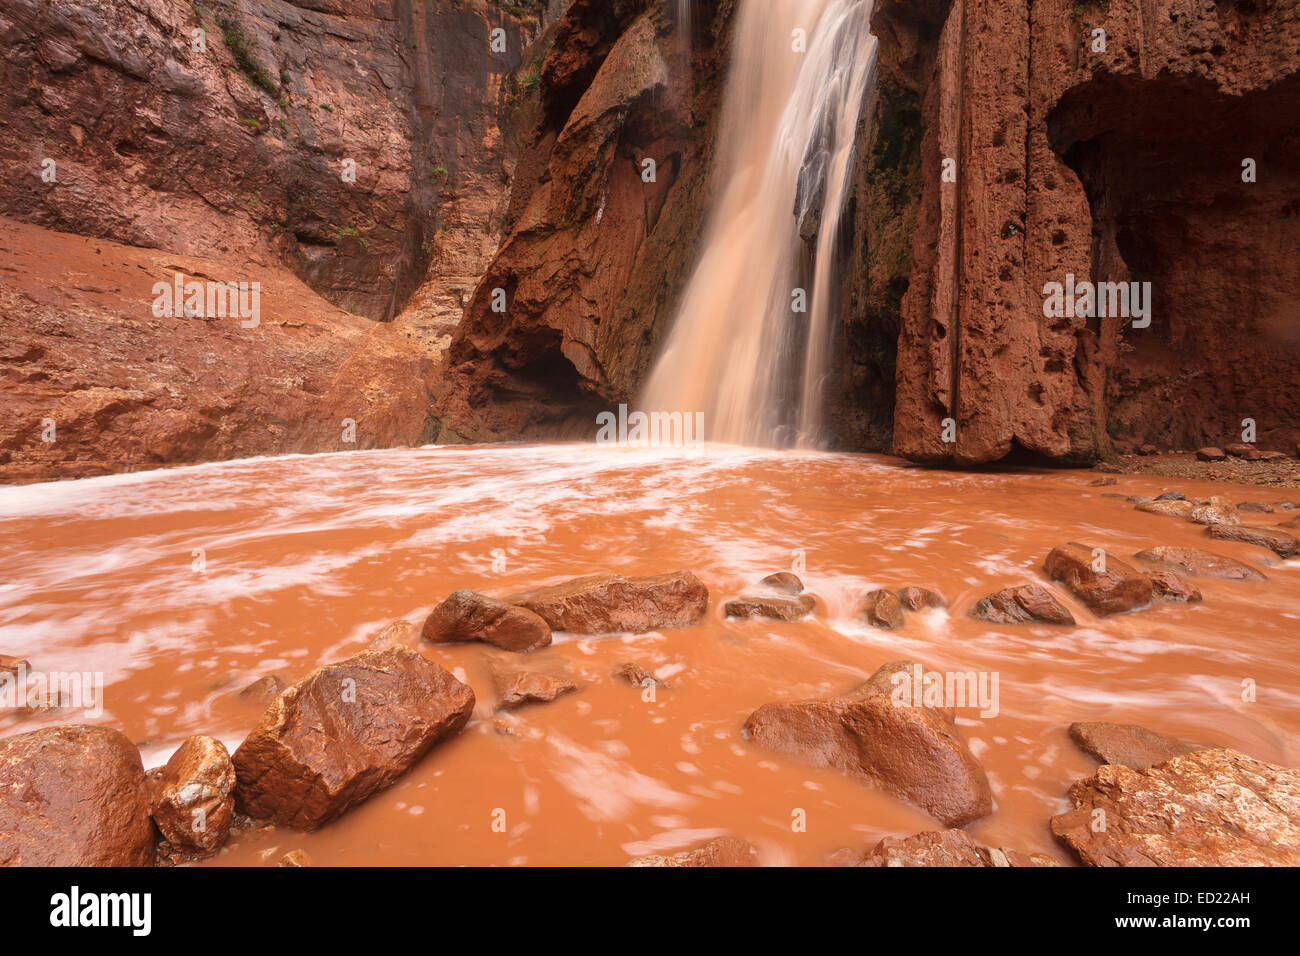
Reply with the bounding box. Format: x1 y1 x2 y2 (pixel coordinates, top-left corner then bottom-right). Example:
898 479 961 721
724 594 815 621
1067 722 1195 770
627 836 757 867
149 734 236 858
1043 543 1153 616
1135 499 1195 518
421 590 551 652
232 647 474 830
1051 749 1300 866
0 725 154 866
505 571 708 634
857 829 1057 867
1134 546 1267 581
1206 523 1300 559
742 663 993 828
969 584 1075 625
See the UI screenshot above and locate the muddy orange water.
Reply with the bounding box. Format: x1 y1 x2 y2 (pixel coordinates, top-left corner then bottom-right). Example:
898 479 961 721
2 444 1297 865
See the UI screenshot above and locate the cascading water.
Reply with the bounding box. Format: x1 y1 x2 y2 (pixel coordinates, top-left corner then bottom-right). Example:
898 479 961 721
643 0 879 448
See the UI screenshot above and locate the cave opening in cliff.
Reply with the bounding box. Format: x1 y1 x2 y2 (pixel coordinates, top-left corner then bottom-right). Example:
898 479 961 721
1048 71 1300 454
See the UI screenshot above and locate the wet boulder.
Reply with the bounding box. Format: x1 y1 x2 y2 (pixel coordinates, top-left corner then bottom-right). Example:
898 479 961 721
1133 545 1267 581
0 725 154 866
1067 721 1195 770
1051 749 1300 866
1206 523 1300 559
859 589 904 629
422 589 551 652
857 829 1058 867
238 675 285 707
1145 570 1201 603
1043 543 1153 616
896 586 946 610
368 619 418 651
150 734 236 857
1188 496 1240 526
505 571 708 634
724 594 815 621
232 646 474 830
1136 498 1195 518
742 662 993 828
759 571 804 594
969 584 1075 625
627 836 757 867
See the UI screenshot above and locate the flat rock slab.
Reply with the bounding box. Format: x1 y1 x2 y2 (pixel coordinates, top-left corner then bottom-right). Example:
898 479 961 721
857 829 1057 867
742 662 993 828
1206 523 1300 559
627 836 757 867
422 589 551 651
1068 721 1196 770
1043 543 1153 616
724 594 815 621
233 647 474 830
1136 499 1195 518
970 584 1075 625
505 571 708 634
1051 749 1300 866
0 724 154 866
1134 546 1267 581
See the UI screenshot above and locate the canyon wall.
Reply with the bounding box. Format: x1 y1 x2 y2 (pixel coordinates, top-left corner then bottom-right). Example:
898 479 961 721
0 0 553 481
866 0 1300 463
432 0 735 442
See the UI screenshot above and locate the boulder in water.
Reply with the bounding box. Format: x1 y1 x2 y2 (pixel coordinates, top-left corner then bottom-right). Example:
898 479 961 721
1145 570 1201 603
860 589 904 629
1206 523 1300 558
1067 721 1196 770
895 586 946 610
1043 542 1153 616
969 584 1075 625
857 829 1058 867
725 594 815 621
422 589 551 652
1134 545 1267 581
505 571 708 634
494 669 578 709
627 836 757 867
149 734 235 858
759 571 804 594
232 647 474 830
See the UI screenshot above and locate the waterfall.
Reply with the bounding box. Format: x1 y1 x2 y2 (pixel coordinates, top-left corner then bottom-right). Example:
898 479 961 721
642 0 879 448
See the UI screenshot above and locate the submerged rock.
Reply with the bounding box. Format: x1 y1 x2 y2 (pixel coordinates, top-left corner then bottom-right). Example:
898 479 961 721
232 647 474 830
1205 523 1300 559
1051 749 1300 866
150 734 236 858
1238 501 1274 513
1067 721 1195 770
742 662 993 827
1043 543 1153 616
859 589 904 629
505 571 708 634
627 836 757 867
759 571 804 594
1133 546 1267 581
277 849 313 867
0 725 154 866
368 619 418 651
612 661 669 690
724 594 816 621
495 670 578 710
238 675 285 707
422 589 551 652
857 829 1057 867
969 584 1075 625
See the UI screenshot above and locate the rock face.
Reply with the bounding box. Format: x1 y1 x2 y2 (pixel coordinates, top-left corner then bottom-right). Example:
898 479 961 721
1051 749 1300 866
969 584 1074 625
1042 543 1153 616
150 734 236 857
742 662 993 828
858 829 1057 867
505 571 708 634
432 0 733 442
1067 721 1195 771
0 725 154 866
872 0 1300 462
422 589 552 652
0 0 553 481
232 646 474 830
1134 546 1267 582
